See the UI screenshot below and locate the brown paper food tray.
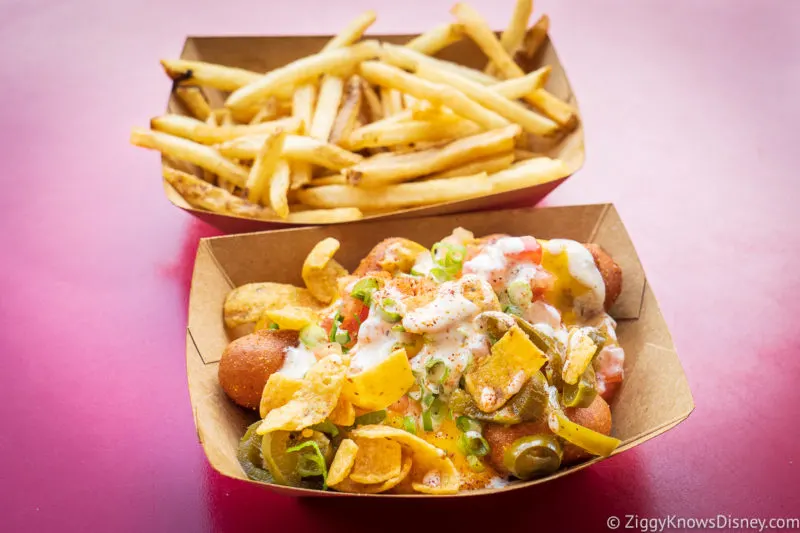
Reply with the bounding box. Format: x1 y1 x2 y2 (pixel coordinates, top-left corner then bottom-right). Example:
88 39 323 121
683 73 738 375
163 33 585 233
186 203 693 497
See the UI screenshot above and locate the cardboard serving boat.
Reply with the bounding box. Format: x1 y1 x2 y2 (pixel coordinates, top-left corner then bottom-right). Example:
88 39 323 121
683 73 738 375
186 203 694 497
163 32 585 232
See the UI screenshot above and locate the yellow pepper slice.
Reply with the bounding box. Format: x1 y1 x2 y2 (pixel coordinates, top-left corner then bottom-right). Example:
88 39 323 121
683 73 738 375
548 411 621 456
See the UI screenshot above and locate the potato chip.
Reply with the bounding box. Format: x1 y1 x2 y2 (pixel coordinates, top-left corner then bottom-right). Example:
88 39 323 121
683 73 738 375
464 325 547 412
349 438 403 484
328 396 356 426
224 282 324 329
263 306 319 330
259 373 304 418
302 238 350 304
257 353 348 434
331 453 412 494
327 438 359 487
349 425 459 494
342 348 415 411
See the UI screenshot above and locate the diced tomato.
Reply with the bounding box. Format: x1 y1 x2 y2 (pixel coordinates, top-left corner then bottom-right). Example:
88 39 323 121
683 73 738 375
507 236 542 265
327 296 368 348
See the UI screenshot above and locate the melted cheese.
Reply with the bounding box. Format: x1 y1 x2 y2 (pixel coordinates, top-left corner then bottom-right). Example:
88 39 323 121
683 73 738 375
540 239 606 324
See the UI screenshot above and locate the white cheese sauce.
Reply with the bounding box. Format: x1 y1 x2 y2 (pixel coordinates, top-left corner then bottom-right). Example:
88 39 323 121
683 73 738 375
278 344 317 379
402 280 479 334
545 239 606 320
349 307 403 373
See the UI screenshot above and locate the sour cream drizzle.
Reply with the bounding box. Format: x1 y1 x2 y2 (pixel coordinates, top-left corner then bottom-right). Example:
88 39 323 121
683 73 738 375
278 344 317 379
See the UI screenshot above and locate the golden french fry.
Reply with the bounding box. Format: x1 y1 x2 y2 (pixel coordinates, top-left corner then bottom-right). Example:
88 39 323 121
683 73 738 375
269 159 291 218
330 76 364 146
344 124 520 187
219 109 235 126
285 207 363 223
160 59 261 92
489 156 570 192
216 134 362 169
226 40 381 111
202 113 219 184
297 173 491 210
361 81 384 121
414 63 558 136
248 98 280 124
310 76 344 141
347 119 481 150
424 152 514 180
402 93 417 108
513 148 543 161
323 10 377 51
380 43 498 86
451 3 526 80
379 87 404 117
150 114 302 144
405 23 464 54
307 174 348 186
292 84 317 189
130 128 249 187
246 130 287 204
522 14 550 59
491 66 551 99
525 88 577 127
360 61 507 130
174 86 211 120
162 166 276 219
486 0 532 75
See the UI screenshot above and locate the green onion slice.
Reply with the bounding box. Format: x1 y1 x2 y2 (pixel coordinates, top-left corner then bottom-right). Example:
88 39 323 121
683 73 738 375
286 441 328 489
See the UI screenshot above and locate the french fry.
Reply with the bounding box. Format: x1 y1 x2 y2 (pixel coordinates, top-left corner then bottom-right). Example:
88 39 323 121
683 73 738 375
323 10 378 51
513 148 543 161
414 63 558 136
347 119 481 150
522 14 550 59
269 159 292 218
249 98 281 125
174 87 211 120
361 81 384 121
219 109 235 126
308 174 348 186
451 3 526 80
379 87 404 117
491 66 551 99
246 130 287 204
402 94 418 108
296 173 492 210
524 88 577 127
406 23 464 55
283 207 364 223
344 124 520 187
489 156 570 192
424 152 514 180
330 76 364 145
130 128 249 187
226 40 381 111
359 61 508 130
160 59 261 92
486 0 532 75
150 114 302 144
163 167 275 219
380 43 498 86
216 134 362 169
310 76 344 141
202 113 219 185
291 84 317 188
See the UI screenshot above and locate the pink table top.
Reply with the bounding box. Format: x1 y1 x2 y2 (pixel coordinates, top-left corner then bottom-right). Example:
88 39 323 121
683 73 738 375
2 0 798 531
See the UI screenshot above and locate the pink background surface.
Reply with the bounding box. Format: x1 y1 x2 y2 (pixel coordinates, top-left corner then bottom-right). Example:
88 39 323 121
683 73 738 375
1 0 799 531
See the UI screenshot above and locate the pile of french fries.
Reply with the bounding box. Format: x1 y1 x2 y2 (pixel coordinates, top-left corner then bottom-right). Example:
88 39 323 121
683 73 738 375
130 1 576 224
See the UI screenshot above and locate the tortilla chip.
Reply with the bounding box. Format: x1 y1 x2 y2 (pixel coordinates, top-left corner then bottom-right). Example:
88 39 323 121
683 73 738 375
332 453 412 494
327 439 359 487
259 373 304 418
349 438 403 484
263 306 319 330
349 425 459 494
257 353 348 434
343 348 415 410
464 325 547 412
302 238 349 304
224 282 324 329
328 396 356 426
